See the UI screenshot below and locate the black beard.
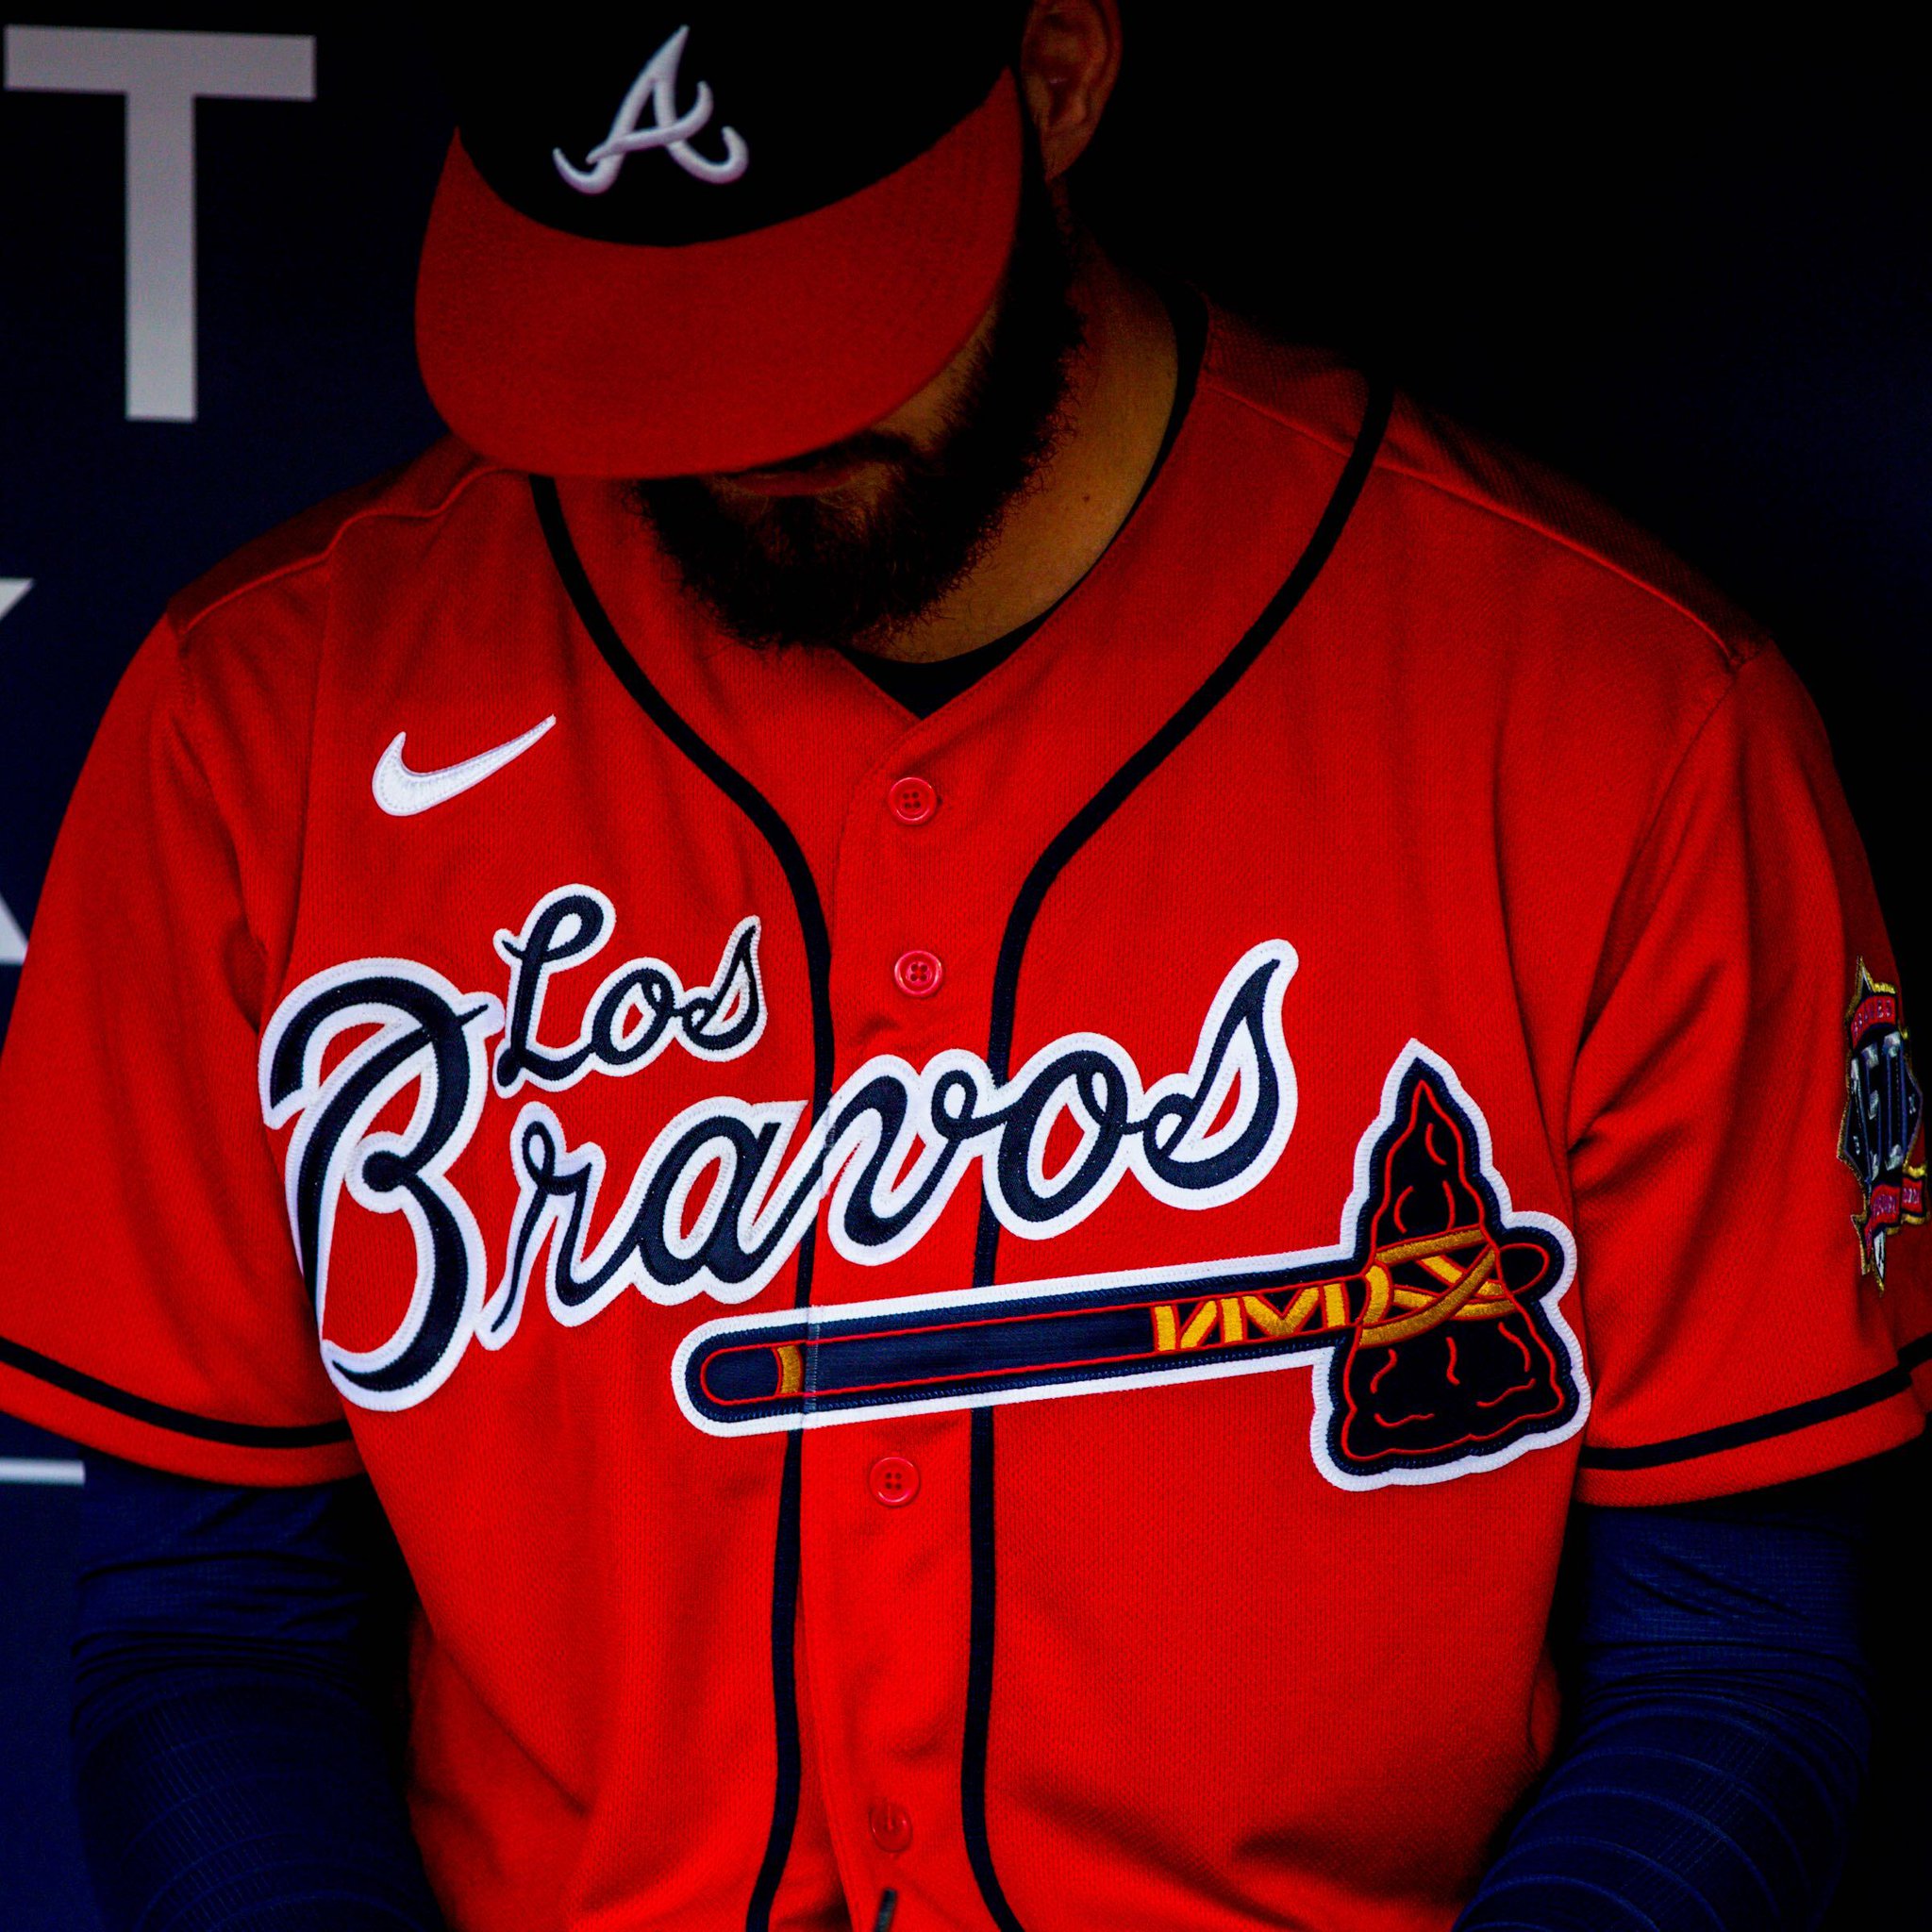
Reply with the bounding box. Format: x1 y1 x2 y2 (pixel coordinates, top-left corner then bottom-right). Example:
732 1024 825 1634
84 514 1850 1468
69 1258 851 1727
626 164 1083 654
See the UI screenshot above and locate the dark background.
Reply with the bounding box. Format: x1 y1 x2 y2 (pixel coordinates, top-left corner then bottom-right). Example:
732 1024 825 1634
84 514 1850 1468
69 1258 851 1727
1 8 1924 1924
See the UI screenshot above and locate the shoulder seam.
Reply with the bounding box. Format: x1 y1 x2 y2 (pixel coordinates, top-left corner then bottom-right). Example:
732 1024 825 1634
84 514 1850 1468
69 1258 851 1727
173 458 508 644
1198 369 1750 671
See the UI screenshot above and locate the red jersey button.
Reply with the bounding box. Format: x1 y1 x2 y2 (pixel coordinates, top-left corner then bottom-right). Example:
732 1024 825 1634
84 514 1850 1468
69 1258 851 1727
869 1454 920 1507
888 775 938 825
893 950 943 998
868 1800 915 1854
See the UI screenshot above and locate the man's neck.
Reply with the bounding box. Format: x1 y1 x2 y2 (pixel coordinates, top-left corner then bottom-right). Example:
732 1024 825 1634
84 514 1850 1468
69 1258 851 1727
858 242 1178 665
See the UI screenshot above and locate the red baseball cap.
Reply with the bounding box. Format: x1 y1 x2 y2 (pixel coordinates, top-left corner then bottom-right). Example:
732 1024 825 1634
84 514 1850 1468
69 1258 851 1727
415 8 1028 479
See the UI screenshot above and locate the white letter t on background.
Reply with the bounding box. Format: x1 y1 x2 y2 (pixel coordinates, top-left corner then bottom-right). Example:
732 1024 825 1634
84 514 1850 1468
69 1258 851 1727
5 27 315 421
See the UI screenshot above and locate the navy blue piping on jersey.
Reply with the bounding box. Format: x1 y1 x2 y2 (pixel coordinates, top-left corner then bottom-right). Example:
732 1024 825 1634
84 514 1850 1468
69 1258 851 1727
530 475 827 1932
1578 1358 1918 1472
961 375 1395 1932
0 1332 353 1449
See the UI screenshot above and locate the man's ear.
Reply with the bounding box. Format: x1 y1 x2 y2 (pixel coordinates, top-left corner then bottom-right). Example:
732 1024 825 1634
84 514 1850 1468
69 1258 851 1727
1018 0 1122 182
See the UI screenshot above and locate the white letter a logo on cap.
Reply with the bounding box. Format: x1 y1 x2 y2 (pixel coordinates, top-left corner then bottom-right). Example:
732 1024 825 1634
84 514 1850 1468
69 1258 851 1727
554 26 748 194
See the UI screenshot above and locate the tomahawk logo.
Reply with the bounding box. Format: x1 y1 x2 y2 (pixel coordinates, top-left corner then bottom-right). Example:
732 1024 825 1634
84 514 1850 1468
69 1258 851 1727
553 26 748 193
678 1045 1588 1491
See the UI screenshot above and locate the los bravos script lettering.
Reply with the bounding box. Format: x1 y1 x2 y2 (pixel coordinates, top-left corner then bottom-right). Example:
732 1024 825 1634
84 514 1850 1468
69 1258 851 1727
258 887 1299 1413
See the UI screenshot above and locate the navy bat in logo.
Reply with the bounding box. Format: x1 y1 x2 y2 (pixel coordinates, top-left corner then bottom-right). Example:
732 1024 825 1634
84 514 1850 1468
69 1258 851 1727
675 1043 1587 1490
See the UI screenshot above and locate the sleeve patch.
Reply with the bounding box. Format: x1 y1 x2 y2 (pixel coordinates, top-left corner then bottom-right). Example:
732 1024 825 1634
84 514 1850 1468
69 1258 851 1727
1840 961 1926 1288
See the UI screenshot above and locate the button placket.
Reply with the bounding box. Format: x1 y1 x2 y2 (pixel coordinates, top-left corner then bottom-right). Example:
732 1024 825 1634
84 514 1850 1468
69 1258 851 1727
809 747 973 1912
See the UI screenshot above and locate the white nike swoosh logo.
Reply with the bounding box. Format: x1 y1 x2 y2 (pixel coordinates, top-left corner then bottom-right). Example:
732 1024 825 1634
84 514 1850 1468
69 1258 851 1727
372 716 557 817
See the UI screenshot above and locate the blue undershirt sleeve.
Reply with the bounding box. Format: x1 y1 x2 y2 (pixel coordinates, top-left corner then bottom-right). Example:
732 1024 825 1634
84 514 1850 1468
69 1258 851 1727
1456 1465 1875 1932
71 1454 448 1932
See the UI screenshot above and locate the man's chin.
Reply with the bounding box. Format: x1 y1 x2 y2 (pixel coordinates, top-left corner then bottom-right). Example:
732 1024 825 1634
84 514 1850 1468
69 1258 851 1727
629 151 1081 653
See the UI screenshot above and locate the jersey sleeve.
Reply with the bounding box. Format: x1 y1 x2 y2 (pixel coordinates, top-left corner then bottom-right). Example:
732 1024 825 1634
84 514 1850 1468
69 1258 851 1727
1568 644 1926 1505
0 619 359 1485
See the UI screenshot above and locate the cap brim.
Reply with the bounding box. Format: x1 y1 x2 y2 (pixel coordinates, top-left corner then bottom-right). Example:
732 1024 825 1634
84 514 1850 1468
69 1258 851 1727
415 70 1023 479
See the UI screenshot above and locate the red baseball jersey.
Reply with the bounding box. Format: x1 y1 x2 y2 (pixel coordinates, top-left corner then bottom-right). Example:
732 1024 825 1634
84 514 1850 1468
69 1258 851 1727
2 308 1925 1932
